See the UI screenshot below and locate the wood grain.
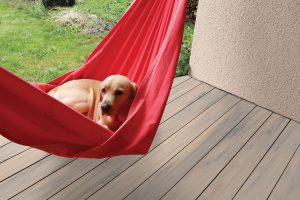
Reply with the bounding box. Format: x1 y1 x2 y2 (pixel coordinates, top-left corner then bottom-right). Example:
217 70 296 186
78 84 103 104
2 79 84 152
0 148 48 181
0 136 10 147
171 76 190 87
234 120 300 200
268 122 300 200
0 156 74 200
88 94 240 200
167 78 201 103
162 107 272 200
198 114 289 200
11 158 106 200
125 100 255 200
161 83 213 122
0 143 29 163
50 89 226 200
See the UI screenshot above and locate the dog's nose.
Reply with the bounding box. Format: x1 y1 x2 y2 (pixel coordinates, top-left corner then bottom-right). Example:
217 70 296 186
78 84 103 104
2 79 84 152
101 104 111 113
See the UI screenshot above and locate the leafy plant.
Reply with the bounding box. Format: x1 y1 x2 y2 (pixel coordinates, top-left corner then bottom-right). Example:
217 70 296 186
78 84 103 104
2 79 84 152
187 0 198 21
176 23 194 77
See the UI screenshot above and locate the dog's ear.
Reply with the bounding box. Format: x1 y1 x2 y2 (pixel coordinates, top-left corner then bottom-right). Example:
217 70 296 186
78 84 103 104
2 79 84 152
131 82 137 97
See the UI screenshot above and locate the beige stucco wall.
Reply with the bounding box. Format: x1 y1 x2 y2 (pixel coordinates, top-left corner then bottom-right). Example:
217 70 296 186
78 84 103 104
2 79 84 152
189 0 300 122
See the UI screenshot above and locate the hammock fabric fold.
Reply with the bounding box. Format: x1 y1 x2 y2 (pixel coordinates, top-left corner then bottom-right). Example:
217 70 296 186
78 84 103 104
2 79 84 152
0 0 187 158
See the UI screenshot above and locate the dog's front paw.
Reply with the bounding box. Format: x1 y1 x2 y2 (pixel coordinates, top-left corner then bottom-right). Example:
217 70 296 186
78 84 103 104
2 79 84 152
97 120 110 130
101 124 109 130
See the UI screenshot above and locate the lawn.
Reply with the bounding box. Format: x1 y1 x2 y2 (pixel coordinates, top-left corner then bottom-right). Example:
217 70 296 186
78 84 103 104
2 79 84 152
0 0 194 82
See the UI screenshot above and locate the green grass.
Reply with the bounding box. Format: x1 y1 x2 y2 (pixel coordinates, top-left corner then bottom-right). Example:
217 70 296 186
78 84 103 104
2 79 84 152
1 0 49 17
0 2 102 82
0 1 194 82
75 0 132 23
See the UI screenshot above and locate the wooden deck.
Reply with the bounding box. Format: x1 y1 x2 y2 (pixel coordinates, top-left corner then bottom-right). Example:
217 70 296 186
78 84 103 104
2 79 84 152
0 76 300 200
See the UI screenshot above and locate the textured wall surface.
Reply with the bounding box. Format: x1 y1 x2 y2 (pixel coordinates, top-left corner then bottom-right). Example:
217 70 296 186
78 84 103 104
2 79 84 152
190 0 300 122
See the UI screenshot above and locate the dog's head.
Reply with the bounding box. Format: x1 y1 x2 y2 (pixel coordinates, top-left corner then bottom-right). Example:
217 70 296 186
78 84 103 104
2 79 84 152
100 75 137 118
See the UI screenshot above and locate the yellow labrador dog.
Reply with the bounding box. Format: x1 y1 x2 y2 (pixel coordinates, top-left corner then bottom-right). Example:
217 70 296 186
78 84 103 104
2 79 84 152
48 75 137 131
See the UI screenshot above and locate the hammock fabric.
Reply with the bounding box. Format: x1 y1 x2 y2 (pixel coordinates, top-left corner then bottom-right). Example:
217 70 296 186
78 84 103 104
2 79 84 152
0 0 187 158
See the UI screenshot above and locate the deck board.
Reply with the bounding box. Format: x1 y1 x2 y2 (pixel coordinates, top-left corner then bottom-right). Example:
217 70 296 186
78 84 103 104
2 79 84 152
0 156 74 200
0 137 10 147
161 83 213 122
0 149 49 181
171 76 190 87
0 143 29 163
125 100 255 200
49 89 226 200
268 142 300 200
234 121 300 200
0 75 299 200
160 107 272 200
167 78 201 103
87 95 241 200
197 114 289 200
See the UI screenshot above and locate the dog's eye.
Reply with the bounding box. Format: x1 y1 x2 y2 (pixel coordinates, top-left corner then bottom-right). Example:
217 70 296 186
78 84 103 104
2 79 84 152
102 88 106 93
115 90 123 96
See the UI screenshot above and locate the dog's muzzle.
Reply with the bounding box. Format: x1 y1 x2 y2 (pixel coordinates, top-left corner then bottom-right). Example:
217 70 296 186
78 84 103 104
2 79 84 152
101 103 112 114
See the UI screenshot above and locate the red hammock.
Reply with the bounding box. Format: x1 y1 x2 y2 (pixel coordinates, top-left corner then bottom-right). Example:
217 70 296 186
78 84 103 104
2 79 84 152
0 0 187 158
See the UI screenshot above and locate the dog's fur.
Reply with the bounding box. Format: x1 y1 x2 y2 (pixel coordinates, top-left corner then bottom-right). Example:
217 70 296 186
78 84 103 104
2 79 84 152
48 75 137 131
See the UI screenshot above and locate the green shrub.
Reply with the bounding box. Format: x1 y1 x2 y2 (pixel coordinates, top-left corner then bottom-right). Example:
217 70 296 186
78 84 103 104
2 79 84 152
187 0 198 21
176 23 194 77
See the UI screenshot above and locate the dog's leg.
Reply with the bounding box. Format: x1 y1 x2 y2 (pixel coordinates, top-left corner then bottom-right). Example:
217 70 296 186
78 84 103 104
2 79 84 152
98 119 110 130
60 98 89 114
